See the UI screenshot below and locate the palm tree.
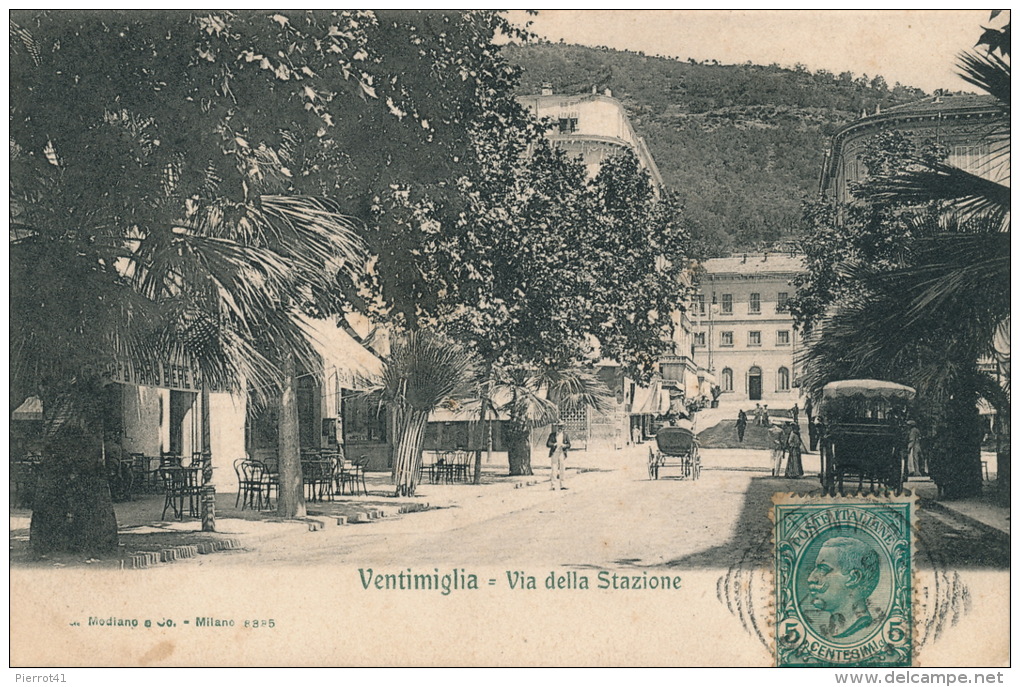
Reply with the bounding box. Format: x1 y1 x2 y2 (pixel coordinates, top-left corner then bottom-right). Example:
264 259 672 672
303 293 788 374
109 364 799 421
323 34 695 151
804 18 1010 496
382 332 479 496
494 364 613 476
10 136 366 550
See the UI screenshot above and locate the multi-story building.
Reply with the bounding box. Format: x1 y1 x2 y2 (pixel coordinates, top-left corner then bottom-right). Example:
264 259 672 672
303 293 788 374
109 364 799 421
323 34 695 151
819 94 1009 201
518 85 665 189
691 253 804 408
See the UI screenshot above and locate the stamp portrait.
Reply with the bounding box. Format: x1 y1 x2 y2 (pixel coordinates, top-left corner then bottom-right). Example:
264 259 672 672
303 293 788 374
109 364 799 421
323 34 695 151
775 496 914 667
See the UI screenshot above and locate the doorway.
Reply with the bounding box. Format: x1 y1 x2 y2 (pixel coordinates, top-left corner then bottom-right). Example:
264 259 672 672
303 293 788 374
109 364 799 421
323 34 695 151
748 367 762 401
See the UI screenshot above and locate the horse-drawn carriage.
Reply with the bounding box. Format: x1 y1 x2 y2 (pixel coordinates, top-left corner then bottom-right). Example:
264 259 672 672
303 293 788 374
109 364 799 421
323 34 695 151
648 426 700 480
817 379 915 494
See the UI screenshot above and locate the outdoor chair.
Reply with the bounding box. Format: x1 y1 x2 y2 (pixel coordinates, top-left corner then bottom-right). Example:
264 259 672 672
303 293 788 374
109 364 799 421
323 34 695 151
338 455 369 496
235 458 269 511
301 458 334 502
158 467 188 520
252 460 277 510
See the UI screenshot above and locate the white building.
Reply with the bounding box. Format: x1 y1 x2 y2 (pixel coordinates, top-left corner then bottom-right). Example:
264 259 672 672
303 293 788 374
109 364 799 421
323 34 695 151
691 253 805 409
518 86 665 189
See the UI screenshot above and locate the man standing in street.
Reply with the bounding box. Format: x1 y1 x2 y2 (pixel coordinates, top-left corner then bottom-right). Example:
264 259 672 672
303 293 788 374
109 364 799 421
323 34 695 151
736 409 748 443
547 421 571 490
805 396 817 452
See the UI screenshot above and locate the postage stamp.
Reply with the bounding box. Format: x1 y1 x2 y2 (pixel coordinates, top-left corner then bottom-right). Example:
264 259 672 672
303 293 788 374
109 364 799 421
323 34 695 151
774 494 914 667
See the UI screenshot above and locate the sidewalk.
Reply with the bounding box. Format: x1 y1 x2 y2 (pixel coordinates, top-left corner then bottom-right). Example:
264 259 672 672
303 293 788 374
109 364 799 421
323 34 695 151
911 478 1010 538
8 459 567 570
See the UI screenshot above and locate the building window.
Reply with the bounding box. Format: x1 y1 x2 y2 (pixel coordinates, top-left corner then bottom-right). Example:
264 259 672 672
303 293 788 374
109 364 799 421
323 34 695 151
343 390 388 444
558 117 578 133
695 293 706 316
694 332 706 347
952 144 990 175
778 367 791 392
721 293 733 314
720 331 734 347
777 330 791 346
777 292 789 313
722 368 733 392
748 331 761 347
749 292 761 314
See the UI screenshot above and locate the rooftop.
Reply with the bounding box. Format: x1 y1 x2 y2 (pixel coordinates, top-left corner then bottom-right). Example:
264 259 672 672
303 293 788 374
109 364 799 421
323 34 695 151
697 253 805 276
880 93 1001 116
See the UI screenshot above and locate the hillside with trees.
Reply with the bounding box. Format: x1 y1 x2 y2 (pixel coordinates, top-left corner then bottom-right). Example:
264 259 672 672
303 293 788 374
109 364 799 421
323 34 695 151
503 41 931 255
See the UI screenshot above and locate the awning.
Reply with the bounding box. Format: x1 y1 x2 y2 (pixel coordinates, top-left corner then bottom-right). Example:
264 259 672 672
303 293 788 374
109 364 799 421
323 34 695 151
12 396 43 421
632 381 670 415
299 317 385 391
821 379 916 401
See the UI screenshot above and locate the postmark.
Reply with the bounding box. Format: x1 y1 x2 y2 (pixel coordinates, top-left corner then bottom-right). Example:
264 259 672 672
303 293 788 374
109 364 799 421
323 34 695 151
774 494 914 667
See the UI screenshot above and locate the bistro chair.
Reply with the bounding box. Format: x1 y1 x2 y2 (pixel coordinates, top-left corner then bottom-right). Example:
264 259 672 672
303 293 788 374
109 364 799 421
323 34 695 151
338 455 369 496
301 456 333 502
235 458 266 510
450 450 471 483
158 467 188 520
257 461 279 510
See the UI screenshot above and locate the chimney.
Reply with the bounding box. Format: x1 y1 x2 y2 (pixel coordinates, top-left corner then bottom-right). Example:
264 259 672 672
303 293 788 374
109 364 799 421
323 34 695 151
541 83 553 96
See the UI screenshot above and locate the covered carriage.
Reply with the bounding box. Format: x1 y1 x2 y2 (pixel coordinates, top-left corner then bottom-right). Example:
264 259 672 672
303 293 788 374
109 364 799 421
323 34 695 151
647 426 700 480
817 379 915 494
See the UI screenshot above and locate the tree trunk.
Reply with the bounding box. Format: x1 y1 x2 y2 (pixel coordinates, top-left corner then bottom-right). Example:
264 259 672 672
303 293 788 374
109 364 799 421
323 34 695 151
995 413 1010 494
277 353 306 518
393 411 428 496
200 384 215 532
473 398 486 485
930 391 984 499
29 428 118 555
506 419 533 476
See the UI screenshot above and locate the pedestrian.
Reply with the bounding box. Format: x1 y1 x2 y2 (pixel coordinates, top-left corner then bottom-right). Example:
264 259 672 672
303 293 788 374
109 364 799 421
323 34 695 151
806 397 818 452
791 403 799 425
906 420 922 477
785 423 805 479
768 423 785 476
762 404 770 427
632 425 642 445
546 421 571 490
754 403 763 426
736 409 748 443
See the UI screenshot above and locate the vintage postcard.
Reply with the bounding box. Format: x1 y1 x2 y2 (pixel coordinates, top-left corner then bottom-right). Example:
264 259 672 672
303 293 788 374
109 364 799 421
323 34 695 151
8 9 1010 670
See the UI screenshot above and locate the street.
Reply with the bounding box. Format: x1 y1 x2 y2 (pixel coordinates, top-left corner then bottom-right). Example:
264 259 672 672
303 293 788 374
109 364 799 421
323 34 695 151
202 445 1008 571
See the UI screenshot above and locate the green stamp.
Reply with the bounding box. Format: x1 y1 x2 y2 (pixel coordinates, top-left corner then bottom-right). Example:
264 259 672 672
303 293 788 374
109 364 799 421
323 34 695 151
774 496 913 667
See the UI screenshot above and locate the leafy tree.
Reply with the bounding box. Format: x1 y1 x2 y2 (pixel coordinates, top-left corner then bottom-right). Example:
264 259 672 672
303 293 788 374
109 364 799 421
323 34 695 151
377 120 692 474
9 10 535 549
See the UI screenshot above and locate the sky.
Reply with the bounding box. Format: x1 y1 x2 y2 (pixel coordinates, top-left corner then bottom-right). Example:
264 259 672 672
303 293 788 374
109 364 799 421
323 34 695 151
506 10 1001 94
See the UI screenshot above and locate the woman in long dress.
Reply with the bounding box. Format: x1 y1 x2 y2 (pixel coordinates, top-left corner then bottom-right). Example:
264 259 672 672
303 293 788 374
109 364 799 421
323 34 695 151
785 424 805 479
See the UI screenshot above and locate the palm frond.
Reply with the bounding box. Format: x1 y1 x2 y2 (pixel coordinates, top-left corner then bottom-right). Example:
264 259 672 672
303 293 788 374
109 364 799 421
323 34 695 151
859 162 1010 228
383 331 480 414
957 49 1010 108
